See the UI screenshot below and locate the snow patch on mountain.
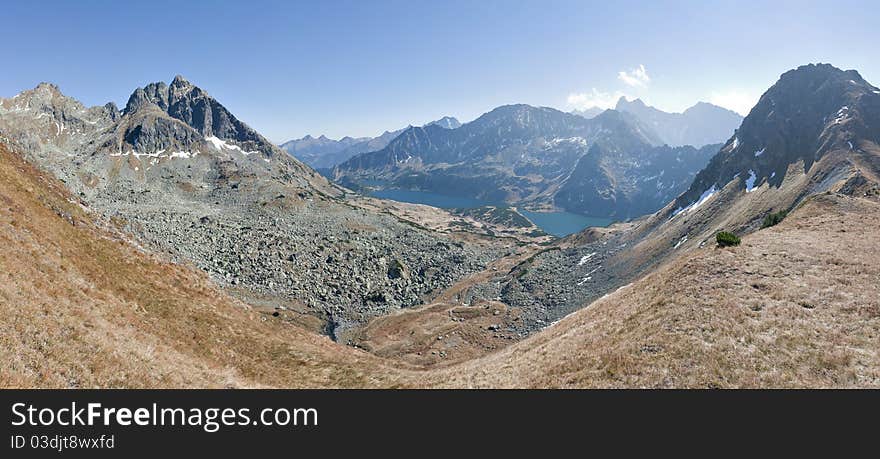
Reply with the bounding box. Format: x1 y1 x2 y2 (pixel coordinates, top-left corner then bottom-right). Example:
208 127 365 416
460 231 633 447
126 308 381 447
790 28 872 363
673 184 718 217
206 136 259 155
577 252 596 266
745 170 757 192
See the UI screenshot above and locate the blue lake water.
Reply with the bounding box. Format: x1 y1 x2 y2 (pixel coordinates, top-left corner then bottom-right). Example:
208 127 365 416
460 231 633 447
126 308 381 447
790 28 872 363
369 188 612 237
518 210 613 237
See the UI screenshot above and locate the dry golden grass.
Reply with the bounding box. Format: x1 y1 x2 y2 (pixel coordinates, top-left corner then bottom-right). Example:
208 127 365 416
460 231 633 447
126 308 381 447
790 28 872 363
422 193 880 388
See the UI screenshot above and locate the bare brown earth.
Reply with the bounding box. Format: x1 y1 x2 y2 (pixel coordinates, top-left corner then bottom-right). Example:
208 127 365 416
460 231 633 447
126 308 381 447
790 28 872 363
2 139 879 388
343 193 553 244
350 246 540 367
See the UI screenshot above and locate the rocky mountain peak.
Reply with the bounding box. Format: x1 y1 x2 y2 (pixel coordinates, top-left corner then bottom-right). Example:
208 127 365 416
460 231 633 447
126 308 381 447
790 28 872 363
674 63 880 209
2 82 87 115
121 76 266 150
428 116 462 129
171 74 192 88
34 82 62 95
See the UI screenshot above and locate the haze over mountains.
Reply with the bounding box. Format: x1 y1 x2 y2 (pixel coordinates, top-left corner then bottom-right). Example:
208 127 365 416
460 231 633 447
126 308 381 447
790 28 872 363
2 63 880 388
611 97 743 147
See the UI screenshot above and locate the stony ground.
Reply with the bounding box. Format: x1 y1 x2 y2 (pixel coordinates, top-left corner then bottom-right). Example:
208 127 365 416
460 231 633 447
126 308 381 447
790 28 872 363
101 192 504 343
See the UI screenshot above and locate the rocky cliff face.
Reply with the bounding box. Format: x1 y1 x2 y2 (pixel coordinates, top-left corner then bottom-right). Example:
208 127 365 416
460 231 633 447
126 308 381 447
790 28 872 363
676 63 880 209
123 75 267 151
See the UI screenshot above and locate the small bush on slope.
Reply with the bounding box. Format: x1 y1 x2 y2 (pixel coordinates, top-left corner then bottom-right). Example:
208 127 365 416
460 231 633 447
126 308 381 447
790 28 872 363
762 210 788 228
716 231 741 247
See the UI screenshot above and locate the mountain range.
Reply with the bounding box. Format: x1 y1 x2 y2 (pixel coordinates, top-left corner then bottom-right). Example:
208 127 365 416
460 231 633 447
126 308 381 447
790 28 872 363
280 116 461 170
334 104 718 218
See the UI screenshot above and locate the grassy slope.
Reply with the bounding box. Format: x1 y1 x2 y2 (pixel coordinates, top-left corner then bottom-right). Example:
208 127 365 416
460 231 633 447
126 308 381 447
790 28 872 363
0 144 412 388
424 193 880 388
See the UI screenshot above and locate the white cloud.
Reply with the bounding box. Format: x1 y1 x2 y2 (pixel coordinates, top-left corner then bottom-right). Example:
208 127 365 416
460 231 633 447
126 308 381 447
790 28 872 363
618 64 651 88
709 90 759 116
566 88 629 110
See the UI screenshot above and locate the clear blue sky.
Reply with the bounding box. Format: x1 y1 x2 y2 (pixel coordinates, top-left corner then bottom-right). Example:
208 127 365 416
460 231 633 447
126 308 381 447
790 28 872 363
3 0 879 142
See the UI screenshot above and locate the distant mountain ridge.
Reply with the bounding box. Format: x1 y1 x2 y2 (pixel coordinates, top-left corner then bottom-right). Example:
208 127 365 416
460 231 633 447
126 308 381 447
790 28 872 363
572 98 743 148
281 116 461 169
570 107 604 119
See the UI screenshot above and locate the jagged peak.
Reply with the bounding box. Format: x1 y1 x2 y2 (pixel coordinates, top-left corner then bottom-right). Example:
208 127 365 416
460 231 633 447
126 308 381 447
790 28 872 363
171 74 192 88
674 63 880 209
33 82 62 94
5 82 82 112
124 76 204 114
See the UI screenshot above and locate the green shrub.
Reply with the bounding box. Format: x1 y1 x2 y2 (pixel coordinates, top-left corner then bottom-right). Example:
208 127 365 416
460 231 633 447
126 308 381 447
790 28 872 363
716 231 741 247
761 210 788 228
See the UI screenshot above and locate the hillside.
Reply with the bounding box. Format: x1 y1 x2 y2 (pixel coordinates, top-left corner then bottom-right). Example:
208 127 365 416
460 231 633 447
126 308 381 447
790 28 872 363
426 193 880 388
0 78 505 343
4 136 878 388
464 64 880 335
0 143 411 388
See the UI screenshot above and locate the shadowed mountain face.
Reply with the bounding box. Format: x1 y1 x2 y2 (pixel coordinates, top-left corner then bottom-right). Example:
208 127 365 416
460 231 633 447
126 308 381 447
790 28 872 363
125 75 265 147
554 142 720 217
280 116 461 170
334 105 714 218
612 97 744 148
